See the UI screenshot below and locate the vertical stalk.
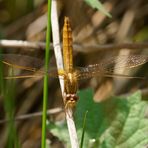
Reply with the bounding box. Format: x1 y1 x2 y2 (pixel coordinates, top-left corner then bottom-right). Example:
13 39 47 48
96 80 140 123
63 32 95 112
41 0 51 147
51 1 79 148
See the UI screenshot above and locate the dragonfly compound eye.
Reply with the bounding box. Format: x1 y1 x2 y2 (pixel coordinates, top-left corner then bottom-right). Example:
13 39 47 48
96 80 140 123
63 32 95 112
63 93 79 108
65 94 78 101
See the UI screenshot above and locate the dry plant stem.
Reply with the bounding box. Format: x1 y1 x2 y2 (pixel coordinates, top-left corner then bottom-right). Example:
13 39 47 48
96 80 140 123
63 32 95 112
66 109 79 148
1 39 148 52
0 39 46 49
0 108 63 124
51 1 79 148
51 0 64 92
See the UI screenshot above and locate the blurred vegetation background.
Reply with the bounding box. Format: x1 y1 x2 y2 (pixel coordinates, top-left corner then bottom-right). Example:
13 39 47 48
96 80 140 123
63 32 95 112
0 0 148 147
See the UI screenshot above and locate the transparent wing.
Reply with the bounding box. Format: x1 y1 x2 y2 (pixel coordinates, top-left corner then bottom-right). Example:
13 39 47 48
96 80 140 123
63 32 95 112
0 54 44 69
76 55 148 80
0 54 65 79
99 54 148 72
3 70 65 79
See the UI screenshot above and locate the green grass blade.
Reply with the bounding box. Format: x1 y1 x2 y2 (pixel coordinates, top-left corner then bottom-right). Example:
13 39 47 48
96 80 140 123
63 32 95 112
0 48 5 94
0 39 20 147
41 0 51 147
84 0 112 18
27 0 34 12
80 110 88 148
4 69 20 148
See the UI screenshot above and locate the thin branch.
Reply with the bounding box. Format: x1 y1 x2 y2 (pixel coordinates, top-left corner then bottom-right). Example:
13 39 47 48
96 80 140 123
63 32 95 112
0 39 148 53
0 39 46 50
0 108 63 124
79 42 148 53
51 1 79 148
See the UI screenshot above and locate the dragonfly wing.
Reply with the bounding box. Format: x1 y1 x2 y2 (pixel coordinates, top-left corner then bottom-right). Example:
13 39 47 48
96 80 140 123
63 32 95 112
99 54 148 72
1 55 46 79
0 53 44 70
75 66 103 80
76 54 148 80
4 74 44 79
48 68 65 79
0 54 65 79
3 67 64 79
75 66 146 80
2 60 45 74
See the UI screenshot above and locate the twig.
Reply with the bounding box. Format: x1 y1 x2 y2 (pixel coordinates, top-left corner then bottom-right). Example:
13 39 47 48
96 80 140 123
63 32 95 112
51 1 79 148
75 42 148 53
1 39 148 53
0 39 46 50
0 108 63 124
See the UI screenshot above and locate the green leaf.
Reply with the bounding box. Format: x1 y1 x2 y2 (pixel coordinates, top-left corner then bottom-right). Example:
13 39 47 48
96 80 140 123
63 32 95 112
76 89 148 148
80 110 88 148
84 0 112 18
47 88 148 148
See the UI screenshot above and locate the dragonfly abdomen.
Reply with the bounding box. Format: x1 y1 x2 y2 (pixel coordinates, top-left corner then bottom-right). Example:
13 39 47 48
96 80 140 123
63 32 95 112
63 17 73 73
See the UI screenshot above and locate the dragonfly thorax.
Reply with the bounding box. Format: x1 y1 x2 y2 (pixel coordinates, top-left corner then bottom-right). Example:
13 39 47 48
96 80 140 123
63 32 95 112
64 72 78 94
63 72 78 109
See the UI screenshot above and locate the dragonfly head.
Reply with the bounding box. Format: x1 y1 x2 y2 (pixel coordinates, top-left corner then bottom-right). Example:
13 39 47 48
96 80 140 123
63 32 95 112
64 93 78 109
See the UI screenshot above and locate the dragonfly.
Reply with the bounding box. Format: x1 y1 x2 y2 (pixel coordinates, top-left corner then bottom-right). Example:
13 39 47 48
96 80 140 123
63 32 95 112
0 17 148 109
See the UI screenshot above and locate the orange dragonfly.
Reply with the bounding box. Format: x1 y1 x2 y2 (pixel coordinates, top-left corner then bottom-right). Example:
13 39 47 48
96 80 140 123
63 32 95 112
0 17 148 109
